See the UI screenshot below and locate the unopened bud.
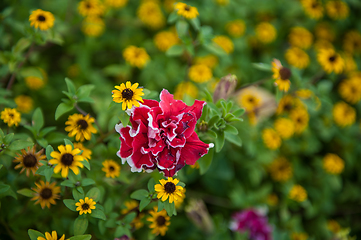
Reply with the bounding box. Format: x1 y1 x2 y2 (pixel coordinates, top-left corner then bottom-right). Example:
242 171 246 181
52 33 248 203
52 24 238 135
197 120 208 132
213 74 238 102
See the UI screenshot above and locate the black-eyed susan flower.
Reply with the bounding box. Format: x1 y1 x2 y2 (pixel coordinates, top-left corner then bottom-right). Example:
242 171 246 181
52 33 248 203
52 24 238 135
105 0 128 8
212 35 234 54
112 81 144 110
268 157 293 182
147 206 171 236
154 31 179 52
49 144 85 178
31 181 61 209
255 22 277 44
323 153 344 174
137 1 165 29
288 27 313 49
37 231 67 240
155 177 184 203
102 159 121 178
123 46 150 68
81 16 105 37
300 0 323 19
274 118 295 139
65 114 97 142
194 55 218 69
29 9 55 31
226 20 246 38
174 2 199 19
291 232 309 240
76 197 96 215
78 0 105 17
188 64 213 83
174 188 186 208
326 0 349 20
276 95 299 115
262 128 281 150
174 81 198 100
13 146 45 177
327 220 341 234
343 30 361 54
296 89 313 99
343 53 357 73
290 108 309 134
289 185 307 202
272 59 291 92
238 90 262 112
25 76 46 90
332 101 356 127
315 22 335 41
73 142 92 161
338 77 361 104
317 48 344 74
285 47 310 69
314 39 334 51
1 108 21 127
15 95 34 113
121 200 144 229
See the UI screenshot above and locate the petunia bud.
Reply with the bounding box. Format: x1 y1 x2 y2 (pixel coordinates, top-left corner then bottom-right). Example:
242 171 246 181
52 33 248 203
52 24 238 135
213 74 238 102
197 120 208 132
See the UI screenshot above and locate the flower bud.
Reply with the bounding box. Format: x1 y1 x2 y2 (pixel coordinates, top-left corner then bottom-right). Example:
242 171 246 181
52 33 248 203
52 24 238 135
213 74 238 102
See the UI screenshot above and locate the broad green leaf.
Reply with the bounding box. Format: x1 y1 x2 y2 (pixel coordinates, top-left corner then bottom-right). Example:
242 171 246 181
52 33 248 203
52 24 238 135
55 103 74 120
123 212 137 224
225 133 242 147
40 126 56 137
139 198 151 212
147 178 156 193
114 226 126 238
252 63 272 72
82 178 95 187
68 235 92 240
165 45 184 57
44 167 53 182
167 11 179 23
8 140 33 150
157 200 164 212
163 200 175 216
65 78 77 95
36 138 48 148
130 189 148 200
63 199 77 211
73 188 85 201
77 84 94 99
82 160 91 171
28 229 45 240
17 188 34 197
198 147 214 175
3 133 14 144
64 139 74 148
190 17 200 31
13 38 31 54
91 208 106 220
0 184 10 194
86 187 101 202
74 217 88 235
61 180 74 187
215 131 225 152
32 108 44 133
223 124 238 135
203 42 227 56
176 20 189 38
233 108 245 117
46 145 54 160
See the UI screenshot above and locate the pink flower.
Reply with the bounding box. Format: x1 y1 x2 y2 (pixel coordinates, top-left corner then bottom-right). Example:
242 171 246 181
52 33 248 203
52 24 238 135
116 89 213 177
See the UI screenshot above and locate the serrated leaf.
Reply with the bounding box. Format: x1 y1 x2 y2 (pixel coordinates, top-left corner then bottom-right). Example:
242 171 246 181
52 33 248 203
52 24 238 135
63 199 77 211
139 198 151 212
91 208 106 220
8 140 33 150
130 189 148 200
74 217 88 235
17 188 34 197
55 103 73 120
86 187 101 202
32 108 44 133
28 229 45 240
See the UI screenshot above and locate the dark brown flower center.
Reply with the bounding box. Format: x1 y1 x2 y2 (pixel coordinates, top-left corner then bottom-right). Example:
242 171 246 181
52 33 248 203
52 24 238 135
40 188 53 199
284 103 292 111
37 15 46 22
23 154 37 167
109 166 115 172
297 117 303 123
184 5 190 11
9 113 14 117
61 153 74 166
77 119 89 130
329 55 337 62
156 216 166 226
164 182 176 193
85 3 92 9
122 89 134 100
279 67 292 80
248 96 255 103
82 203 90 210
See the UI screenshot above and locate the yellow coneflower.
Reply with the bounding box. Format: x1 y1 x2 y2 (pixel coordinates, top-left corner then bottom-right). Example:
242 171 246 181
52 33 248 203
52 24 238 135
188 64 213 83
14 95 34 113
155 177 184 203
102 159 121 178
255 22 277 44
326 0 349 20
274 118 295 139
268 157 293 182
288 27 313 49
317 48 344 74
262 128 282 150
137 1 165 29
123 45 150 68
296 89 313 99
285 47 310 69
289 185 307 202
29 9 55 31
327 220 341 234
147 206 171 236
81 16 105 37
338 77 361 104
31 181 61 209
314 39 334 51
73 142 92 161
194 55 218 69
37 231 67 240
291 232 309 240
174 81 198 100
276 95 299 115
1 108 21 127
290 107 309 134
154 31 179 52
25 76 46 90
105 0 128 8
272 59 291 92
121 200 144 229
315 22 335 41
76 197 96 215
300 0 323 19
49 144 85 178
332 101 356 127
164 0 176 12
343 53 357 73
174 188 186 208
78 0 105 17
226 20 246 38
343 31 361 54
112 81 144 110
238 90 262 112
13 146 45 177
323 153 344 174
174 2 199 19
65 114 97 142
212 35 234 54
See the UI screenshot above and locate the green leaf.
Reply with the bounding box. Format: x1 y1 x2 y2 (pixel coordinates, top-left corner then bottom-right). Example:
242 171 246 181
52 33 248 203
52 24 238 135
157 200 164 212
91 208 106 220
252 63 272 72
44 167 54 182
13 38 31 54
55 103 74 120
17 188 34 197
40 126 56 137
223 124 238 135
74 217 88 235
130 189 149 201
0 184 10 194
61 180 74 187
208 115 221 128
190 17 200 31
86 187 101 202
64 139 74 148
8 140 33 150
3 133 14 144
215 131 225 152
203 42 227 56
123 212 137 224
77 85 95 99
65 78 77 95
147 178 156 192
68 235 92 240
0 129 4 139
28 229 45 240
36 138 48 148
198 147 214 175
225 133 242 147
164 200 175 216
32 108 44 133
78 97 94 104
165 45 184 57
63 199 77 211
73 188 85 201
82 160 91 171
139 198 151 212
82 178 95 187
0 185 17 199
114 226 126 238
46 145 54 160
118 111 130 127
176 20 189 38
232 108 245 117
167 11 179 23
